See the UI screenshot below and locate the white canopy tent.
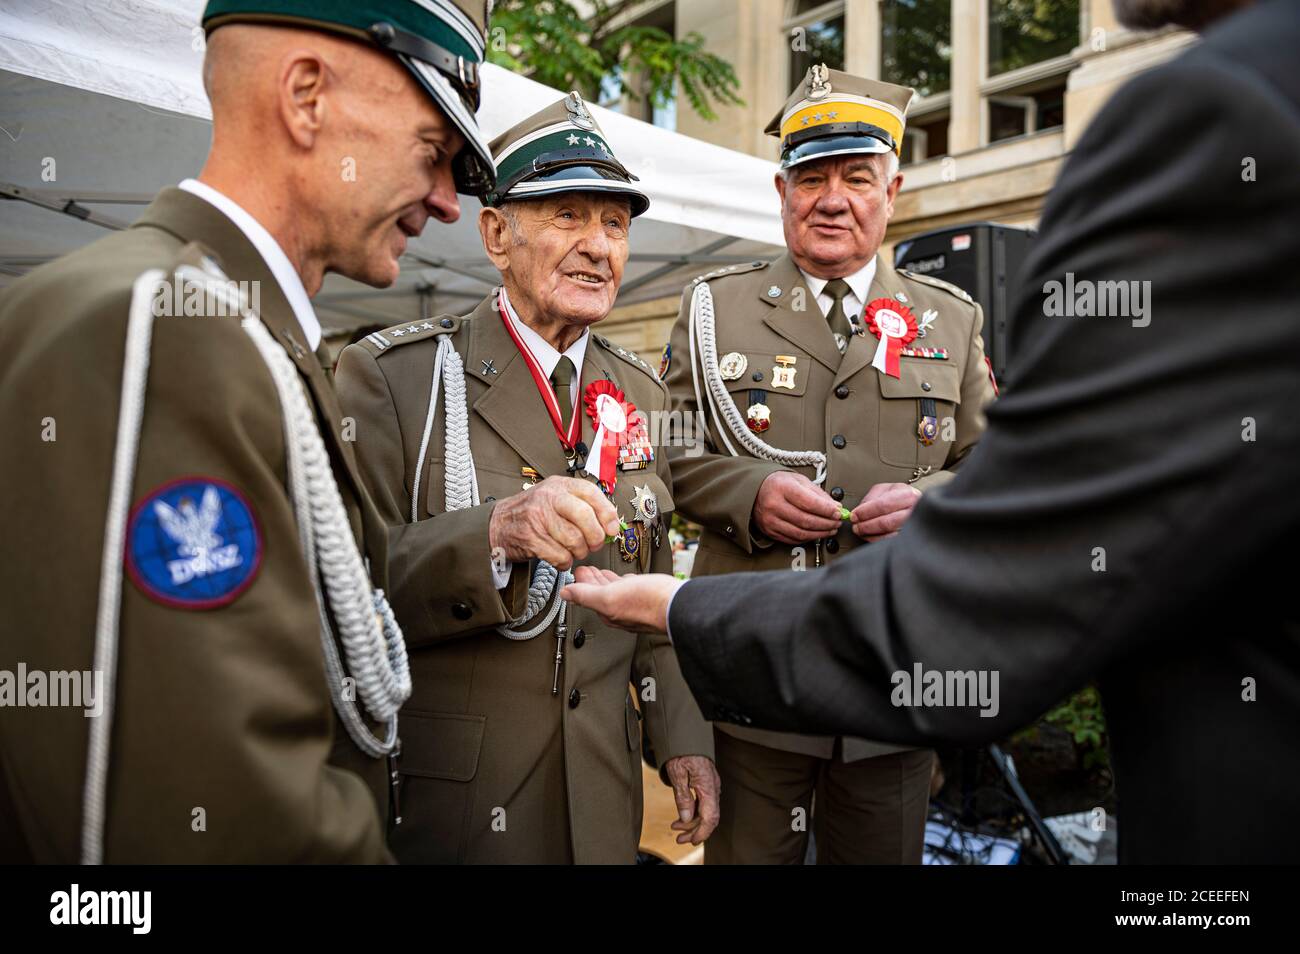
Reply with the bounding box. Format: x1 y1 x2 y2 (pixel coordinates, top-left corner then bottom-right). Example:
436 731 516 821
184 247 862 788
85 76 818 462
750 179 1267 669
0 0 783 336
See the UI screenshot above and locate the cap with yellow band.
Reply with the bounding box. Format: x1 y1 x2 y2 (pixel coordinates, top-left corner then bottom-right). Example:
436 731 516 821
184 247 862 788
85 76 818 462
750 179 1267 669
765 64 915 169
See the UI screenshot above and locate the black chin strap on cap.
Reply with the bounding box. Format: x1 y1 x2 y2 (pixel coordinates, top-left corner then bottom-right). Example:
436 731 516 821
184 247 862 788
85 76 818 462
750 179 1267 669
367 21 480 108
453 150 496 198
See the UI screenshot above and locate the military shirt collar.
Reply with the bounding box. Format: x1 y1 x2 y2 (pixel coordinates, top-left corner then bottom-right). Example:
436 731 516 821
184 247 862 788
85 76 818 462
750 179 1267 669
178 178 321 350
498 285 589 402
798 256 878 315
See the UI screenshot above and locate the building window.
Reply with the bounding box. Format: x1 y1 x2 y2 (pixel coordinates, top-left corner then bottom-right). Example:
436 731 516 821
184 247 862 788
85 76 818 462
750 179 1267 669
596 3 680 130
881 0 952 98
987 79 1066 142
987 0 1081 76
901 109 950 165
786 0 846 84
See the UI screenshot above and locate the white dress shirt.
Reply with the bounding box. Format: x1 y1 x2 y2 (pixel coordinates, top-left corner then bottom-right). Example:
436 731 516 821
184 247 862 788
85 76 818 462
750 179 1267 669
799 256 878 325
178 178 322 351
498 285 589 408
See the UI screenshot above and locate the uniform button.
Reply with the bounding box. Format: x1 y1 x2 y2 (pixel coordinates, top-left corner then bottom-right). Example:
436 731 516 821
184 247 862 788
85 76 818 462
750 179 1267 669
835 385 850 399
573 628 586 648
568 688 581 709
751 371 763 382
440 318 454 328
826 538 840 553
830 486 844 501
921 381 932 392
725 525 735 536
451 602 472 620
831 434 846 449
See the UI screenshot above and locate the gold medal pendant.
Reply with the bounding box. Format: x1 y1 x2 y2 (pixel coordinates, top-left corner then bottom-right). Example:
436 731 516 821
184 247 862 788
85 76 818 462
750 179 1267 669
771 355 798 390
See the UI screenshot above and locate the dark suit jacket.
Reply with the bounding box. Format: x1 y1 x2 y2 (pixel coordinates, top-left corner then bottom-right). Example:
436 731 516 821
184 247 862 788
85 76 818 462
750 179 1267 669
668 0 1300 864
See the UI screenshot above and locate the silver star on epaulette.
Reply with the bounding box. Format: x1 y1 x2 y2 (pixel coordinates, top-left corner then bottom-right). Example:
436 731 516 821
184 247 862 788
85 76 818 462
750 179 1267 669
391 328 406 337
421 322 434 331
407 325 421 334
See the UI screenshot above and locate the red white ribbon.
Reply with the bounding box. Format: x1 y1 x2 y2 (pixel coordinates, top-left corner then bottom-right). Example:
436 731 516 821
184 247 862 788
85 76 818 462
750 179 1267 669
864 297 919 379
497 292 581 450
583 379 635 492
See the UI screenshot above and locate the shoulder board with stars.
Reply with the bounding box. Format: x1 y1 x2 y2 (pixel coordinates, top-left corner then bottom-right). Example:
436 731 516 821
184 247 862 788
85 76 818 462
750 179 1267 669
358 315 465 356
592 334 657 379
897 269 976 306
690 260 769 287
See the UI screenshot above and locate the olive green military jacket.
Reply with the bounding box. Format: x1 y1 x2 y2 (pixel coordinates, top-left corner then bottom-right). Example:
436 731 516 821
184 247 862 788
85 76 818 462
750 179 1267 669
336 294 713 864
663 252 996 761
0 188 390 863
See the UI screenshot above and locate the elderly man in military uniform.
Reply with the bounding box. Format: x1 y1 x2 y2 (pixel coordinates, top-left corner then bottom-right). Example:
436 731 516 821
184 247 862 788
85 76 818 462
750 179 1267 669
659 65 997 865
335 93 718 864
0 0 494 863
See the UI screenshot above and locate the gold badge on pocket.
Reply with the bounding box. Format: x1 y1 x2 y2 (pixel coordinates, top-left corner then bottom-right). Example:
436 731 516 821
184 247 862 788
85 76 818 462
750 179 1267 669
771 355 798 390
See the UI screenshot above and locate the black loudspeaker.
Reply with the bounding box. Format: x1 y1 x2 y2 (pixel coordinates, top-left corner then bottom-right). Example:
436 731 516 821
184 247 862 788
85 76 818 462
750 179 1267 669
893 223 1036 382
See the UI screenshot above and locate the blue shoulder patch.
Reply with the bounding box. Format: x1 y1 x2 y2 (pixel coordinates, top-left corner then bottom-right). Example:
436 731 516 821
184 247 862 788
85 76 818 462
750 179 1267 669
126 478 262 609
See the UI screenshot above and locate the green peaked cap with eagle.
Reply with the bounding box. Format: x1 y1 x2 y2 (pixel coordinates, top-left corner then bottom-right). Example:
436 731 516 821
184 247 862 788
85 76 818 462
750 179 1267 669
201 0 496 196
483 91 649 217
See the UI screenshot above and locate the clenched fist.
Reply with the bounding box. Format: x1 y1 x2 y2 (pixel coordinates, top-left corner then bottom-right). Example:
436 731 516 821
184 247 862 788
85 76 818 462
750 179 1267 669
752 470 842 544
488 476 621 570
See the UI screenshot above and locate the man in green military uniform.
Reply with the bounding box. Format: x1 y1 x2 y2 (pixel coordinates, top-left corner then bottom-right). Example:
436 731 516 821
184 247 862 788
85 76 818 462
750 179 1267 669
661 65 997 864
336 93 718 864
0 0 493 862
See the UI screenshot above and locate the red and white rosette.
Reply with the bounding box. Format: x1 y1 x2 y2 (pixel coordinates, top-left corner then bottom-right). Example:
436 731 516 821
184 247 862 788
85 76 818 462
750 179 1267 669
583 380 637 492
864 298 918 379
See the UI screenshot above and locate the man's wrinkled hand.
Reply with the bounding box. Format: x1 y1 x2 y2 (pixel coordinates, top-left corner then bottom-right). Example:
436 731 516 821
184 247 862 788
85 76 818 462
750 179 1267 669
560 566 680 633
488 476 621 570
753 470 842 544
850 482 922 541
664 755 721 846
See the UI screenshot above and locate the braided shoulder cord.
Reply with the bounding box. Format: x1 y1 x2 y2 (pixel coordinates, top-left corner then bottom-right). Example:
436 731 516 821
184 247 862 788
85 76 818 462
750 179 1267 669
416 333 570 641
241 311 409 758
689 280 827 484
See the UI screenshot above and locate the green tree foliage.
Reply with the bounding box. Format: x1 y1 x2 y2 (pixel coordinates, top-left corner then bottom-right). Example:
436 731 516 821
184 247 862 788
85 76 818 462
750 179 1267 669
988 0 1081 75
487 0 744 121
881 0 952 97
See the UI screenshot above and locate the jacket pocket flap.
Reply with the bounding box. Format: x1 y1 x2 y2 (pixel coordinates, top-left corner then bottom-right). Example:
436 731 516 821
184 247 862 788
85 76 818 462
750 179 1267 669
721 353 810 398
878 361 961 403
398 711 486 781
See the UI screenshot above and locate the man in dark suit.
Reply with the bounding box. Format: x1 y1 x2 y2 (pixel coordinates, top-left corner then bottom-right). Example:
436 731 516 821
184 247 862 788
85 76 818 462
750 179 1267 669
563 0 1300 864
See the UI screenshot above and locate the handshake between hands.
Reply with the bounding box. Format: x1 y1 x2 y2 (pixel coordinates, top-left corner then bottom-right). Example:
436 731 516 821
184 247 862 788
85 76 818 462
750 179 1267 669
560 470 922 634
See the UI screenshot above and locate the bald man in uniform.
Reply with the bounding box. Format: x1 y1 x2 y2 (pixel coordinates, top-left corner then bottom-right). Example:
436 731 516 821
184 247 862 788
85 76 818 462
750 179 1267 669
0 0 493 863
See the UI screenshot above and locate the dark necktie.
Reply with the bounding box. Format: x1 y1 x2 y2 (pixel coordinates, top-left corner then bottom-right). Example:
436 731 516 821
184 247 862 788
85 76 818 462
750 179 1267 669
315 341 334 383
550 355 576 432
824 278 852 354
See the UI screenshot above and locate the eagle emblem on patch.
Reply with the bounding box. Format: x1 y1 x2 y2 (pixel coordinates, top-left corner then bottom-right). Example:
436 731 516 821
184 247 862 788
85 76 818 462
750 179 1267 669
126 478 262 609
